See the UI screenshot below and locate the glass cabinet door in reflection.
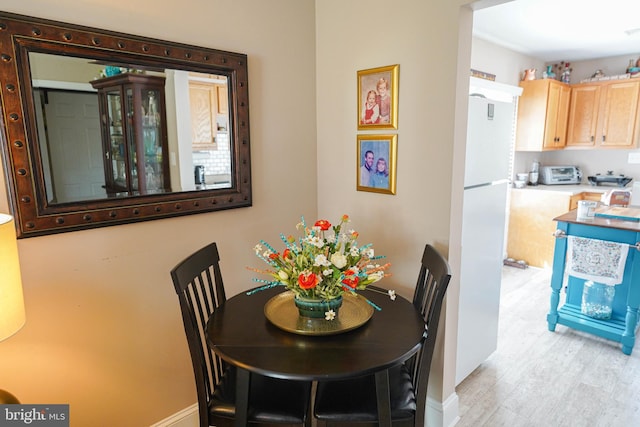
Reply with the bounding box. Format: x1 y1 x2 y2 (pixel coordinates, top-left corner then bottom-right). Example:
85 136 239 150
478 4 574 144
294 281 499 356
91 73 170 196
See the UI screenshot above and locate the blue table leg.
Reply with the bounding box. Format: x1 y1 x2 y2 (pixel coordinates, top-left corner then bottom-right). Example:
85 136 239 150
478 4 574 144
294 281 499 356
622 239 640 355
621 307 639 355
548 224 568 331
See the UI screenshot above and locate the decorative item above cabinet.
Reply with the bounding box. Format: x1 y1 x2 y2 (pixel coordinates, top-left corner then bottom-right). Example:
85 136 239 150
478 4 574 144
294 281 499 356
515 79 571 152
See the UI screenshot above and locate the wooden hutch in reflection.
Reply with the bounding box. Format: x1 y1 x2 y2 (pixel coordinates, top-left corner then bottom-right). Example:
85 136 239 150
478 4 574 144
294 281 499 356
91 73 170 196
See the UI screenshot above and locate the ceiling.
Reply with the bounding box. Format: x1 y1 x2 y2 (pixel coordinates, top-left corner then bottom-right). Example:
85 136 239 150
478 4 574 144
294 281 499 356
472 0 640 62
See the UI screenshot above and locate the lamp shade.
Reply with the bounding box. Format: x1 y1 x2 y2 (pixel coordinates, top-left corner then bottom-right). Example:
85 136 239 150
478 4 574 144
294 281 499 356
0 214 26 342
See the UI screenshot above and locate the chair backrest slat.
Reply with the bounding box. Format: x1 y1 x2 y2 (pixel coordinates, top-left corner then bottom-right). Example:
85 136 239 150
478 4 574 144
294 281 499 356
171 242 226 427
411 244 452 427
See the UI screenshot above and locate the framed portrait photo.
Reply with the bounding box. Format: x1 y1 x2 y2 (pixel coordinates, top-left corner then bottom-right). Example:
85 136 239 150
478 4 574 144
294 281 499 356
357 64 399 130
357 134 397 195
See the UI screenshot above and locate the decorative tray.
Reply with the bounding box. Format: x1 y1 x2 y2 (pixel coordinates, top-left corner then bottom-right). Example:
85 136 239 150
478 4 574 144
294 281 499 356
264 291 374 336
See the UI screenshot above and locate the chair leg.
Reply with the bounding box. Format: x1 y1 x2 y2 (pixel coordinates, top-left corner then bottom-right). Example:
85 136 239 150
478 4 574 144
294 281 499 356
306 381 316 427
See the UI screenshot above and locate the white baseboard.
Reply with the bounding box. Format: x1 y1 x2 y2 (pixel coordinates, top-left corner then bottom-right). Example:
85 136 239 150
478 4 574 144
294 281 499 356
426 392 460 427
150 403 198 427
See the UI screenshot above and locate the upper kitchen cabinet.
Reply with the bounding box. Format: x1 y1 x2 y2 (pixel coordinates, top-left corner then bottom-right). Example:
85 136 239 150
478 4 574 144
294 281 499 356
190 82 218 150
189 73 229 151
566 79 640 148
516 79 571 151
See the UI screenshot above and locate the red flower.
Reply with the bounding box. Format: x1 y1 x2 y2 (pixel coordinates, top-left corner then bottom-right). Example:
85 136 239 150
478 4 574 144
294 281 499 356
342 276 359 289
282 248 291 259
298 272 319 289
314 220 331 231
268 253 279 260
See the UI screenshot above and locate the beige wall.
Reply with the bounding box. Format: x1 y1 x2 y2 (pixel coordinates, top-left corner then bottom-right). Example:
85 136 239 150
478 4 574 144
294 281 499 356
0 1 317 426
1 0 478 425
316 0 469 424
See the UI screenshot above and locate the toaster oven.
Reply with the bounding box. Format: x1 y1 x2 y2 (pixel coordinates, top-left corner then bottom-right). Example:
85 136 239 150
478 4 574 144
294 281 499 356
539 166 582 185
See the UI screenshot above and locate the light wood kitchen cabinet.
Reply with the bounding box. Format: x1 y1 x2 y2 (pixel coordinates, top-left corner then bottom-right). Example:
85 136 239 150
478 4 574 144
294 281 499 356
189 82 218 150
516 79 571 151
568 191 602 210
507 189 572 268
566 79 640 148
217 85 228 114
507 190 602 268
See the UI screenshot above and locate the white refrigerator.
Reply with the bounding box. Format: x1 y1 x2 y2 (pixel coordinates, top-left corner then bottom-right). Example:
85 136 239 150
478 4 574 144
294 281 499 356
456 78 522 385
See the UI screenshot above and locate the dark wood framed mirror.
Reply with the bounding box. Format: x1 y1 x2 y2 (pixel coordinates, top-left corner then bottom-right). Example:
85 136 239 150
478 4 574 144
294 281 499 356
0 12 252 238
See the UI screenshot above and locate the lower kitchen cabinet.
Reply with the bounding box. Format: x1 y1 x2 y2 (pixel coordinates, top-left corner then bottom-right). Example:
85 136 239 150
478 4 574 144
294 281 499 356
508 189 607 268
569 191 602 210
507 189 573 268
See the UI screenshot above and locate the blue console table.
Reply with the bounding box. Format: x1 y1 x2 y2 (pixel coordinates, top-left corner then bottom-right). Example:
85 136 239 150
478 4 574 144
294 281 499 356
548 210 640 355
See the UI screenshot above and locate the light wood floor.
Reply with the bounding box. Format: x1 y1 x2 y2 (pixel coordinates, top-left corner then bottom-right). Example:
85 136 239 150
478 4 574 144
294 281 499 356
455 266 640 427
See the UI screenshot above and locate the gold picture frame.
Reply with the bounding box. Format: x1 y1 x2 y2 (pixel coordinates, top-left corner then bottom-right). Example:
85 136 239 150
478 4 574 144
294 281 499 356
357 64 399 130
357 135 397 195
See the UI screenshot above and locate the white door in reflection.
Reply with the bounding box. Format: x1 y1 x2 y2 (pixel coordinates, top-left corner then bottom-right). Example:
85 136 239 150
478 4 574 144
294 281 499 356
35 89 106 203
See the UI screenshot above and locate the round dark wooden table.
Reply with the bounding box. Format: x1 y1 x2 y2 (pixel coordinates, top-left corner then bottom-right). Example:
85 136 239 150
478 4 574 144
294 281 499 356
206 286 425 427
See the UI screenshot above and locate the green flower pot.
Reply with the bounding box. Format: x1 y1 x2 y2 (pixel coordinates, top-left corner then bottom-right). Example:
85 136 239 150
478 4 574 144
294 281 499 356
294 295 343 318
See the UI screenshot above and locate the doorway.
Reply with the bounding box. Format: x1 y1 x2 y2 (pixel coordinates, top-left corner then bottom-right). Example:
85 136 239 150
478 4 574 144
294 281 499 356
34 89 106 203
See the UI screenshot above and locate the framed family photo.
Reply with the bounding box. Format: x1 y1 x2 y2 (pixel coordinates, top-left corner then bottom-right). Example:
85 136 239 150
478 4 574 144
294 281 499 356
357 134 397 195
357 64 399 130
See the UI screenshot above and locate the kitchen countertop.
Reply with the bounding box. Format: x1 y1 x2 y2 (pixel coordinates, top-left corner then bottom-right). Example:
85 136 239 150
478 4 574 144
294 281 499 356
554 208 640 232
511 183 627 195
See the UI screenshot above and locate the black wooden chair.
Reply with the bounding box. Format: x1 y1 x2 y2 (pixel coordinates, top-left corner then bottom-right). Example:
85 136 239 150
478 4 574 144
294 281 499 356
170 242 312 427
313 244 452 427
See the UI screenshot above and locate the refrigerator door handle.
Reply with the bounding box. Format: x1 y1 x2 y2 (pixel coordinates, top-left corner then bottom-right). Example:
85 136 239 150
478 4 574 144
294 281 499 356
464 179 509 191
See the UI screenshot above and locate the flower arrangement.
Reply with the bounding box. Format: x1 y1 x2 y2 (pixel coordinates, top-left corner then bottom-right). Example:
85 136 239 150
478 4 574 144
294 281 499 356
249 215 393 311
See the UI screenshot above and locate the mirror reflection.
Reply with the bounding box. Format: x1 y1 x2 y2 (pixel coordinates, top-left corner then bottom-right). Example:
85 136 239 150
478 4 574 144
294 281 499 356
0 11 251 238
29 52 232 204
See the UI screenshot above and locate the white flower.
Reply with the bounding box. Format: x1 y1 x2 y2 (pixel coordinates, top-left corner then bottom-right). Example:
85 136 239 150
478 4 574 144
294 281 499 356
368 271 384 282
350 246 360 257
325 310 336 321
388 290 396 300
326 235 336 244
254 244 262 254
330 253 348 269
314 254 332 267
278 270 289 280
365 248 374 258
307 236 324 248
323 269 333 277
263 250 271 258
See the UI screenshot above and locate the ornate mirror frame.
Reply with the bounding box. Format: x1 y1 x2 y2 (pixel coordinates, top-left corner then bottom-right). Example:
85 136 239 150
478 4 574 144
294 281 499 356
0 12 252 238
